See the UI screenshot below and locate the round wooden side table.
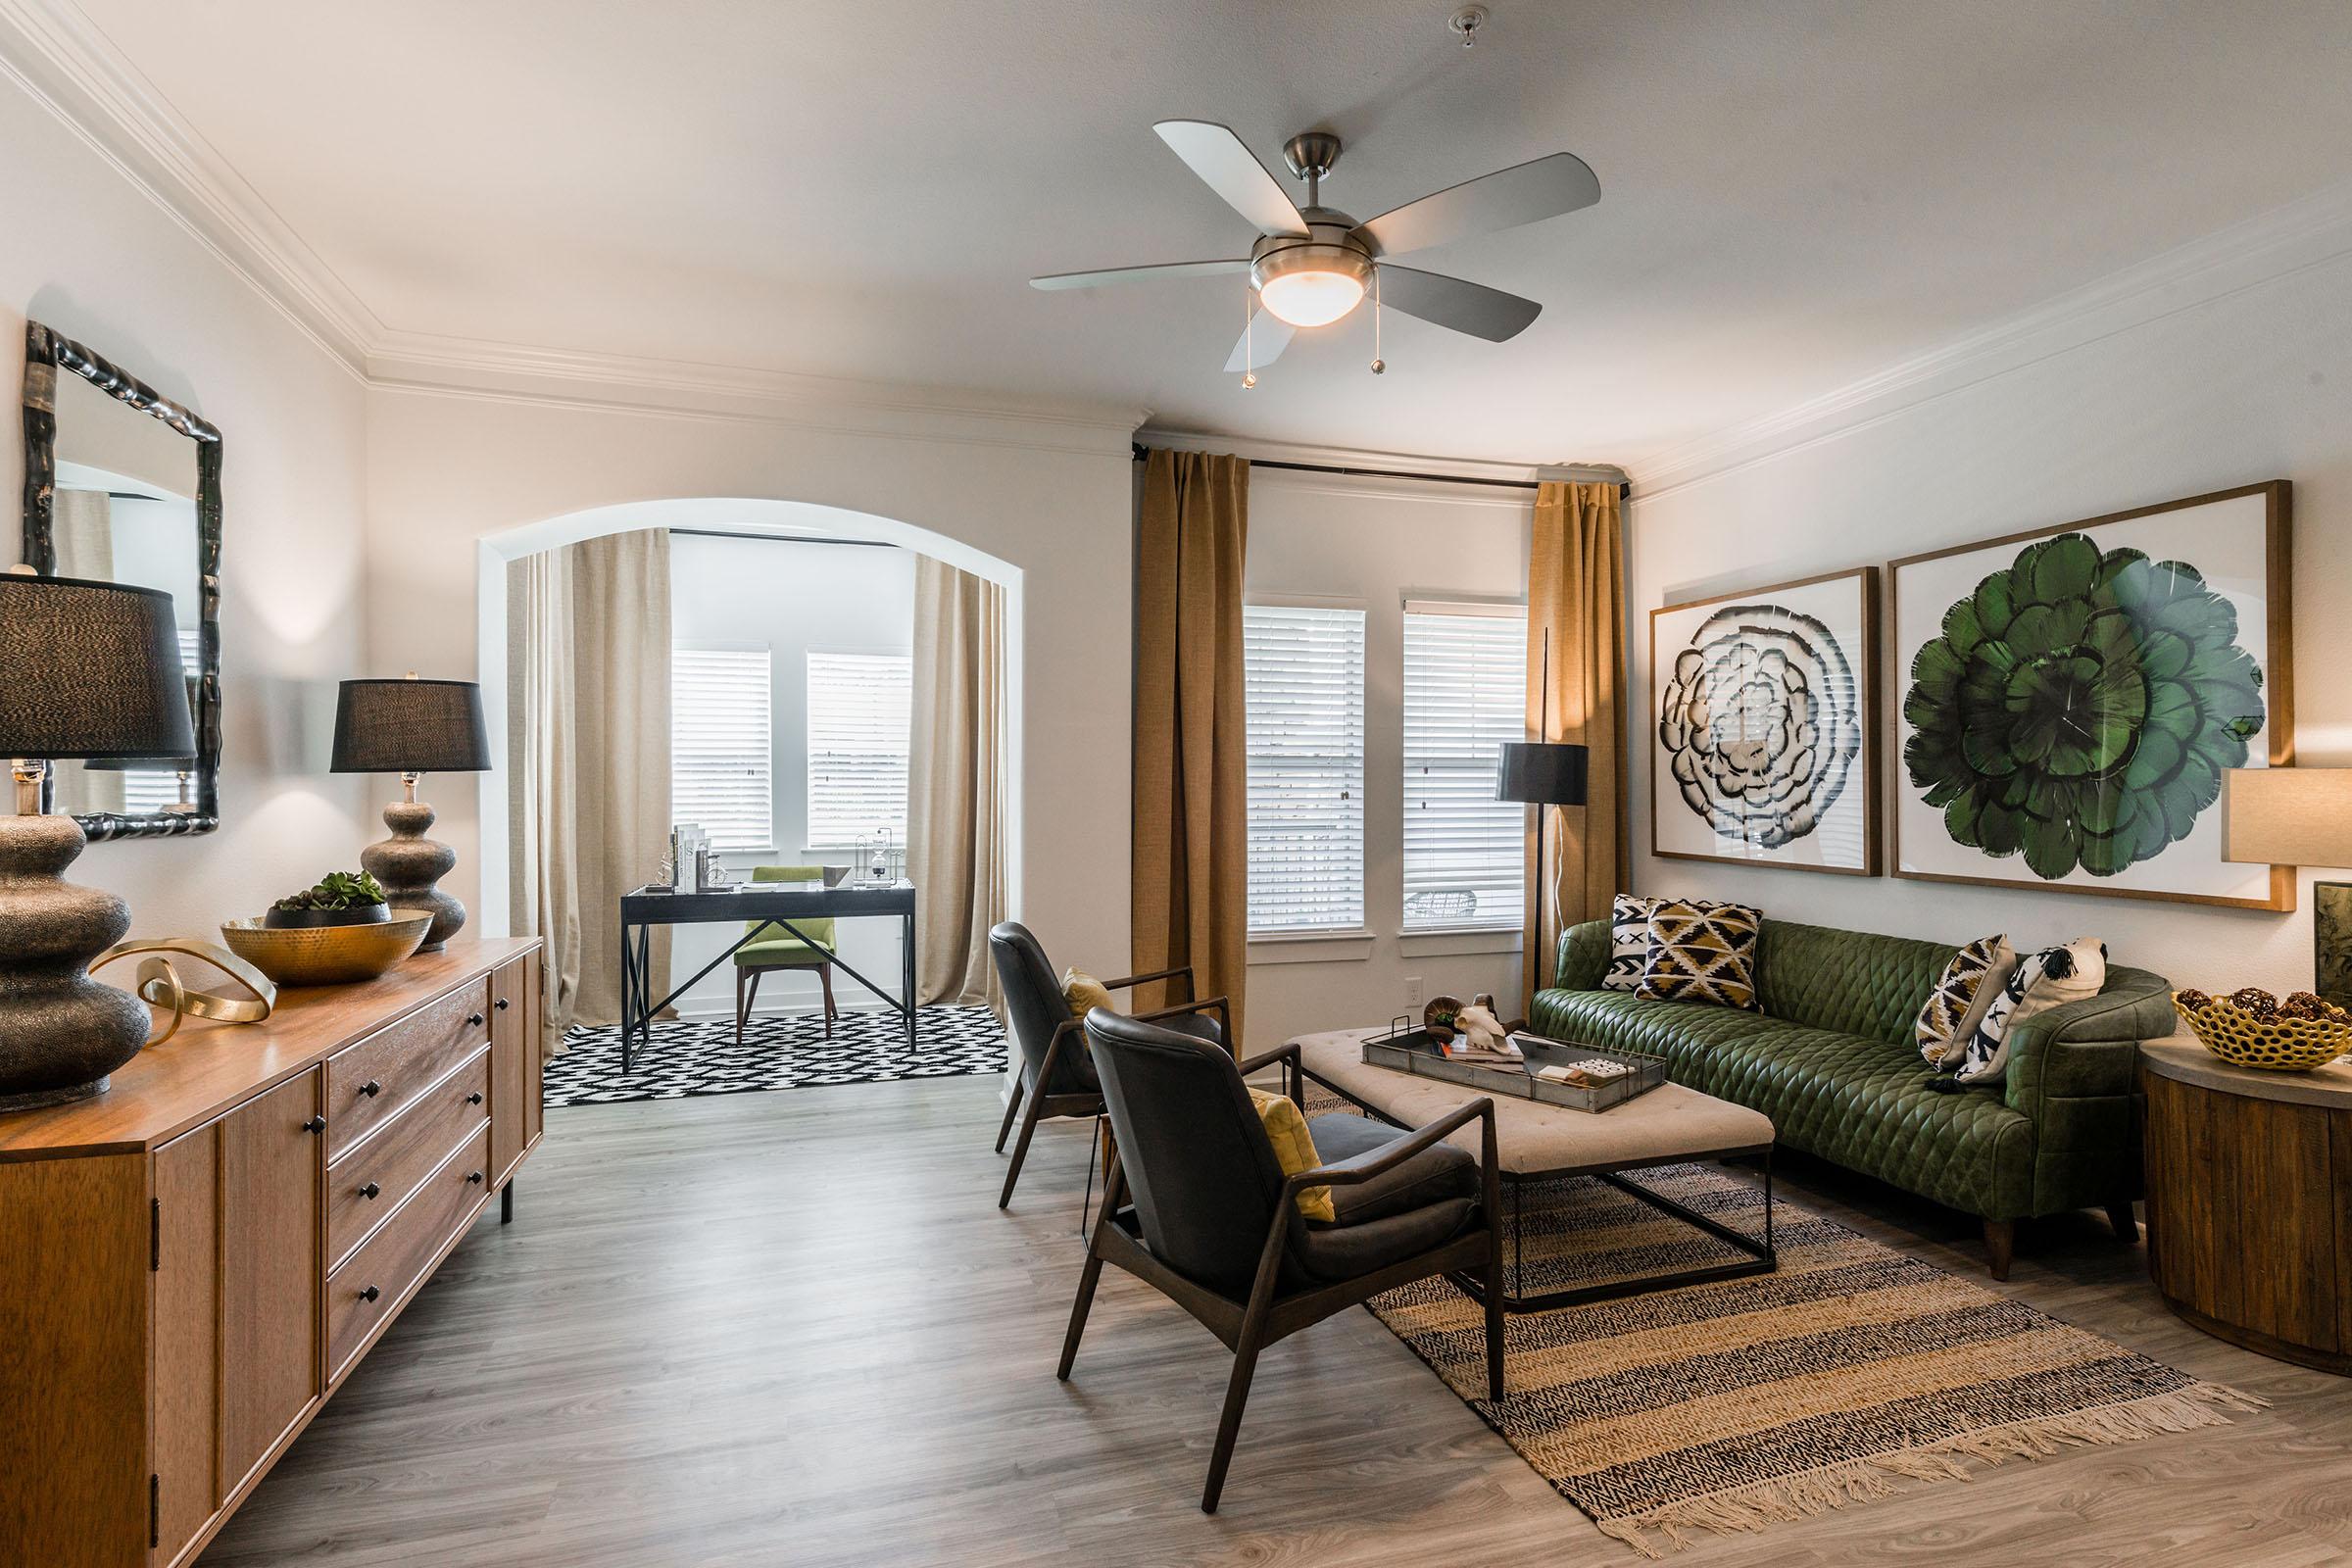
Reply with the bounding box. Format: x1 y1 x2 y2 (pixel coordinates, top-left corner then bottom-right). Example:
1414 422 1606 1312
2141 1035 2352 1374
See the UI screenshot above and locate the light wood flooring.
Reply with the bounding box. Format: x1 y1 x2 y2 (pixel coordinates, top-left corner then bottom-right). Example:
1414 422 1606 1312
203 1074 2352 1567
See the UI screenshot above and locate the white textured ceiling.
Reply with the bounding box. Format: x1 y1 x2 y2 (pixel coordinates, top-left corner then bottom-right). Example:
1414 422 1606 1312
66 0 2352 465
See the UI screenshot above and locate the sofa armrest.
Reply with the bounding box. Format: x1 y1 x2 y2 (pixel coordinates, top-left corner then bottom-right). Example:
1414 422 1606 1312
1554 918 1610 992
2004 965 2174 1114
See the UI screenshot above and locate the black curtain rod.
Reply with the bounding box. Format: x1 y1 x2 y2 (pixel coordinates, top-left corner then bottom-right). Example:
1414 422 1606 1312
1131 443 1628 500
670 528 899 549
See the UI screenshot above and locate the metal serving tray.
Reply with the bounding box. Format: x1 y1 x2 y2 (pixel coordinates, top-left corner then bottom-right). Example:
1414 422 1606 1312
1359 1022 1667 1114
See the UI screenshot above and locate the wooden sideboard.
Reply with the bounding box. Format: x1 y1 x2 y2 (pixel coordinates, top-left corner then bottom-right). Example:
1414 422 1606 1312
0 938 544 1568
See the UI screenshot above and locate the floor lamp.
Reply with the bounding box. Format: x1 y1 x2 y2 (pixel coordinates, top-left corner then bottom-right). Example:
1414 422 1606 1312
1497 631 1590 995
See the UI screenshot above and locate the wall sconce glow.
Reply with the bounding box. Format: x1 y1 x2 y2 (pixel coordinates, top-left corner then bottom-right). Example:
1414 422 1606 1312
1258 269 1366 327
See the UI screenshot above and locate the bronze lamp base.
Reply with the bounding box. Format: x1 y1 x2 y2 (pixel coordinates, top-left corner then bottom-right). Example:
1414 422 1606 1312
0 809 151 1110
361 795 466 952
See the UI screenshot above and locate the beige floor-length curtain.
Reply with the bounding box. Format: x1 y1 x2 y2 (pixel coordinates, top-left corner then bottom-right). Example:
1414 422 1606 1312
510 528 672 1042
1133 448 1249 1043
1523 480 1628 1014
906 555 1006 1006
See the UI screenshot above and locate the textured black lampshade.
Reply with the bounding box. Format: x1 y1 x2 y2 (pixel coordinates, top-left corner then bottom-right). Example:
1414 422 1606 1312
330 678 490 774
0 573 194 760
1496 742 1590 807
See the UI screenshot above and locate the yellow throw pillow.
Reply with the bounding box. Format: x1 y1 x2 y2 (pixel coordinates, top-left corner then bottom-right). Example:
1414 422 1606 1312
1248 1088 1335 1223
1061 967 1114 1017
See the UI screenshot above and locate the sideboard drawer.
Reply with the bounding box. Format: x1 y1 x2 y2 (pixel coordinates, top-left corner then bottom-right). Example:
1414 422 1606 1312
325 1049 490 1273
326 1122 492 1382
325 980 491 1158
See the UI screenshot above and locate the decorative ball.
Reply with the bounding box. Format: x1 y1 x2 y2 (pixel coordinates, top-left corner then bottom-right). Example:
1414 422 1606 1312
2174 988 2211 1012
2230 986 2278 1018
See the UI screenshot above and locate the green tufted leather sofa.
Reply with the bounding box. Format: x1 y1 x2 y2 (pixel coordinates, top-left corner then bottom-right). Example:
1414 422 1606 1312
1532 915 2175 1277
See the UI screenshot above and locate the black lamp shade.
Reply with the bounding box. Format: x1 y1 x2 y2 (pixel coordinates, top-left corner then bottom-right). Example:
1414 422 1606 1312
1496 742 1590 807
0 573 195 760
330 678 490 774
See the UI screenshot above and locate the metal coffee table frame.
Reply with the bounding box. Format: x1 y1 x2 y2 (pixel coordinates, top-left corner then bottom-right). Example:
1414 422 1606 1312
1305 1068 1776 1312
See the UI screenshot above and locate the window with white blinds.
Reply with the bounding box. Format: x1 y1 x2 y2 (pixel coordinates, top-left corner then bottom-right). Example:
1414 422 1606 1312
1245 604 1365 934
807 651 911 849
1401 604 1528 930
670 645 774 850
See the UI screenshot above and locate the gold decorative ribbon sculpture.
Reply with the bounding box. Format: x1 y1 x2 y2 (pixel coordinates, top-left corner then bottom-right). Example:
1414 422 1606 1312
92 939 278 1049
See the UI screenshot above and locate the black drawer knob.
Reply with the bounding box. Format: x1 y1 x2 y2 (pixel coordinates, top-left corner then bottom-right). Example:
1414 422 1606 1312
360 1182 380 1200
301 1114 327 1134
359 1285 380 1303
495 998 511 1011
467 1170 485 1185
360 1079 382 1099
468 1012 485 1027
466 1091 484 1105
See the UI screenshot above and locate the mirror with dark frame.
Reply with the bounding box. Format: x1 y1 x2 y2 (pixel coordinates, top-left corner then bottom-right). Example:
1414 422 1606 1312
19 320 221 838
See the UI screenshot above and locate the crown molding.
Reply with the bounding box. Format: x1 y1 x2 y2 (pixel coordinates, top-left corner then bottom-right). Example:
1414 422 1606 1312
1632 175 2352 501
0 0 379 373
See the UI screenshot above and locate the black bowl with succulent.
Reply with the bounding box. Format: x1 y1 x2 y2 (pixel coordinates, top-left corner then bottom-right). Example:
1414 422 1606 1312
264 870 392 929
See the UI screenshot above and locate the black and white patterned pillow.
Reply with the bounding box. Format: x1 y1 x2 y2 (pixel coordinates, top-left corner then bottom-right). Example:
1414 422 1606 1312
1953 937 2106 1085
1603 895 1659 991
1916 935 2014 1066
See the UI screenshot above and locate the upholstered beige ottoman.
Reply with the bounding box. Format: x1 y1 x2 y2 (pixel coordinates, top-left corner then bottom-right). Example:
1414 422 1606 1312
1290 1029 1779 1310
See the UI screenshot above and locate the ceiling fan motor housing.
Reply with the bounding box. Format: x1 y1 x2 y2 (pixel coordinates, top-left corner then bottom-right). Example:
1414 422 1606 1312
1250 213 1374 319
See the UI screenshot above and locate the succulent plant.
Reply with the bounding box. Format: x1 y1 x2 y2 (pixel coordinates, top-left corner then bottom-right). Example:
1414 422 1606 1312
1904 532 2265 880
272 869 388 913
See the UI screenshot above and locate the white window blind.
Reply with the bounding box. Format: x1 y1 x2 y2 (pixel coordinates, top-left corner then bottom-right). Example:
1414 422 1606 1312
1245 605 1365 934
1402 604 1528 930
120 626 202 815
671 645 773 851
807 651 910 849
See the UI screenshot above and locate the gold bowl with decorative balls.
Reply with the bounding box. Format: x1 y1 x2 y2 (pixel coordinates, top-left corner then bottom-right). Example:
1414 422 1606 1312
220 909 434 986
2174 987 2352 1071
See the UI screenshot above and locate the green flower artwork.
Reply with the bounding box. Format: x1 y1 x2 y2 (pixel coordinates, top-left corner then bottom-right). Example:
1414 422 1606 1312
1902 531 2265 880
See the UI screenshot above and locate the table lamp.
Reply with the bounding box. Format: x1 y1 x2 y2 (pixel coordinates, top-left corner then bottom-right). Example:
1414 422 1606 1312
0 569 196 1108
2223 767 2352 1009
330 675 490 953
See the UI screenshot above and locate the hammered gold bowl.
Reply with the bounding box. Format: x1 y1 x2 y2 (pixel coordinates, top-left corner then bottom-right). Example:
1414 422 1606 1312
220 910 433 986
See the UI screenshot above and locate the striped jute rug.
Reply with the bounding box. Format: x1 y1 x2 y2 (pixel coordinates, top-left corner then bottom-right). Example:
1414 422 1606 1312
1359 1160 2261 1557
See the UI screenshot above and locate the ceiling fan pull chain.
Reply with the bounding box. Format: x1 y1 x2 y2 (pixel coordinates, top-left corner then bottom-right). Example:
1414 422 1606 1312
1370 268 1386 375
1242 276 1257 389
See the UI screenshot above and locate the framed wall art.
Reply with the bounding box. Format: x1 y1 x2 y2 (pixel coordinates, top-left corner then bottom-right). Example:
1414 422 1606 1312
1890 481 2292 910
1650 565 1880 876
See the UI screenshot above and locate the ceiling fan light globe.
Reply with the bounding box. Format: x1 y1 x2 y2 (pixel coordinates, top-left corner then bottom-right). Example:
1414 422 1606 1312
1258 270 1365 327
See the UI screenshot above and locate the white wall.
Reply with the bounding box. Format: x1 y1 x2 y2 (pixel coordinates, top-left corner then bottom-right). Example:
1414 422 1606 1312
363 378 1135 987
1242 467 1532 1049
0 69 371 936
1629 245 2352 997
665 533 915 1018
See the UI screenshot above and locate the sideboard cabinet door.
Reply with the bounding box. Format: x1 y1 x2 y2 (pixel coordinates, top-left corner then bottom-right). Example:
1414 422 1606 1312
217 1069 324 1491
152 1122 222 1565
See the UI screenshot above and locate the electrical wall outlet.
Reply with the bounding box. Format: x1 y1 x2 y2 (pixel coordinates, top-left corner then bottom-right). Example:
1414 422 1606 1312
1404 975 1424 1005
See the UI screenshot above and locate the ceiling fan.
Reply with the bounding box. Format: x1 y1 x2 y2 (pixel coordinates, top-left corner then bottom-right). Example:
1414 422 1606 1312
1030 121 1600 375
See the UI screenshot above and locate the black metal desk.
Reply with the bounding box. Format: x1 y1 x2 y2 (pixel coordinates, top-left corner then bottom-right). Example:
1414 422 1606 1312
618 879 917 1073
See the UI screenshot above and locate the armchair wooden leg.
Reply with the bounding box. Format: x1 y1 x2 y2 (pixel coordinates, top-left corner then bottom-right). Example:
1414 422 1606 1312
1056 1247 1104 1381
1201 1328 1264 1515
994 1080 1025 1154
734 966 748 1047
818 962 837 1039
2105 1198 2138 1246
1984 1218 2015 1281
999 1083 1050 1208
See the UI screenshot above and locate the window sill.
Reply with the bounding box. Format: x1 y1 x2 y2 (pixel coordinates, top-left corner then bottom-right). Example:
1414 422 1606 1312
1248 928 1376 965
1397 927 1523 957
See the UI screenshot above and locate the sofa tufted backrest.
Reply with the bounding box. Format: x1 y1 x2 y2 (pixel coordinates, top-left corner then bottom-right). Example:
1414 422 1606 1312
1751 919 1955 1046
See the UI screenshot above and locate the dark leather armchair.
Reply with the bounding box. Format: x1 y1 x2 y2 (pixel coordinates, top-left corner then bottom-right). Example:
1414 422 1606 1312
986 921 1227 1208
1058 1010 1503 1513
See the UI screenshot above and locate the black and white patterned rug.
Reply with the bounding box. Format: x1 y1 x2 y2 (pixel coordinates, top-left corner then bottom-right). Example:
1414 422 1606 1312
545 1005 1006 1106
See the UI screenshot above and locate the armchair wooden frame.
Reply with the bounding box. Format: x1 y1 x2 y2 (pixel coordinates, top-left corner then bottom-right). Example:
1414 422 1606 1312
995 963 1224 1209
1057 1040 1504 1513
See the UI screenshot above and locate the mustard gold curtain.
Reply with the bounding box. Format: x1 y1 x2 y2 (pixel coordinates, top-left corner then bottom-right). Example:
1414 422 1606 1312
1133 448 1250 1045
1523 480 1628 1013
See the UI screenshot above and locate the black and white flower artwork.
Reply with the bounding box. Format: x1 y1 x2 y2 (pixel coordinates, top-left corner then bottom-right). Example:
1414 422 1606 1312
1649 567 1879 875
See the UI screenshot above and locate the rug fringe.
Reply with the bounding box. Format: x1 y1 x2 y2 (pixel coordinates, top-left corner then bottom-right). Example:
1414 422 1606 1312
1594 1381 2265 1558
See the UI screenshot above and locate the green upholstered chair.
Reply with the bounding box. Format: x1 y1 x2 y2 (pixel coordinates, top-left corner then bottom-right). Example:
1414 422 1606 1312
733 864 840 1043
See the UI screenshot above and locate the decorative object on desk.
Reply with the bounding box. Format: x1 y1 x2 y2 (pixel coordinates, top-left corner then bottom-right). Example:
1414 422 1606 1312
91 936 276 1026
1892 482 2292 909
263 868 390 928
1650 565 1878 875
867 825 894 882
330 674 491 951
2173 986 2351 1071
0 568 195 1108
821 862 851 888
2222 766 2352 1010
220 908 433 986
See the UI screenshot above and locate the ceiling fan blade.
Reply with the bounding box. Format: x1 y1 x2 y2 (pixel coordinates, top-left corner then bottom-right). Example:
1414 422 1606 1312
1030 258 1250 290
1352 152 1600 259
1153 120 1309 236
1222 311 1297 373
1374 266 1542 342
